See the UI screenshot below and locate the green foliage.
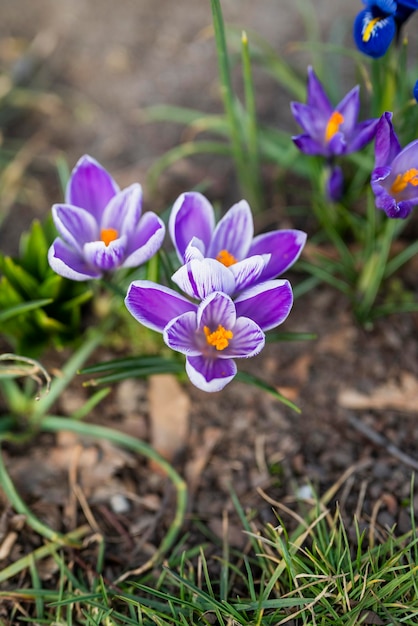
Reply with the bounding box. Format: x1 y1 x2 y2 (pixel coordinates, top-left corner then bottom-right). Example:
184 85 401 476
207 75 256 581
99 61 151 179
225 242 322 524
0 216 92 354
1 481 417 625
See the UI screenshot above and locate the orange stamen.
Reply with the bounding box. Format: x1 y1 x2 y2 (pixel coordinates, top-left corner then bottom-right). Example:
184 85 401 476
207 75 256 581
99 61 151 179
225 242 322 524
100 228 119 246
216 249 238 267
390 169 418 195
325 111 345 144
203 324 233 351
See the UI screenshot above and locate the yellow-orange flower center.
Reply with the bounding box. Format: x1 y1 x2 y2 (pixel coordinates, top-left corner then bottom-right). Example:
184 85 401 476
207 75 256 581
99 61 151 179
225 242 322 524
362 16 382 43
325 111 345 144
100 228 119 246
203 324 233 351
216 249 238 267
390 169 418 195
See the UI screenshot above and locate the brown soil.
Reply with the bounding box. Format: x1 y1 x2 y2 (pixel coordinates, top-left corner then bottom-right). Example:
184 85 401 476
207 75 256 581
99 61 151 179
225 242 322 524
1 0 418 616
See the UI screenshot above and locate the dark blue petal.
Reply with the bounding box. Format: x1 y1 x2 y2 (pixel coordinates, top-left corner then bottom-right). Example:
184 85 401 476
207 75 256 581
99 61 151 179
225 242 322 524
353 10 396 58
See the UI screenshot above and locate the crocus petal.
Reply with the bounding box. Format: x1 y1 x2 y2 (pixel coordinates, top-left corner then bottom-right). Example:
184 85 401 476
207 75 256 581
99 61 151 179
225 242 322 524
326 166 344 203
229 255 268 293
66 155 119 222
186 355 237 392
48 238 102 281
389 138 418 179
101 183 142 234
83 238 127 272
327 132 346 156
163 311 201 356
306 66 333 114
249 230 307 281
184 238 205 262
353 10 395 58
290 102 326 144
226 317 265 358
346 118 379 153
235 280 293 331
197 291 236 332
374 112 401 168
123 213 165 267
169 192 215 262
125 280 196 333
52 204 98 251
292 134 326 156
336 86 360 134
207 200 254 260
172 259 235 300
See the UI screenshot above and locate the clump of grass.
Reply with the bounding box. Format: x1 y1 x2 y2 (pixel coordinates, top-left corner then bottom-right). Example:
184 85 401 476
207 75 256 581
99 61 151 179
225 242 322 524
1 477 417 625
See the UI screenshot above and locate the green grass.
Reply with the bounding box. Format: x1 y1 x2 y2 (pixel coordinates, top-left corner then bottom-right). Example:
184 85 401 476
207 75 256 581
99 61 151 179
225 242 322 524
1 478 417 625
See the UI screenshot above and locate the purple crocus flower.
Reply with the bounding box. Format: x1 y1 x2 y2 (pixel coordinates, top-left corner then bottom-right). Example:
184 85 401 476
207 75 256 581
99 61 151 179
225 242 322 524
48 155 165 280
291 67 379 158
168 191 306 294
125 277 293 392
371 111 418 218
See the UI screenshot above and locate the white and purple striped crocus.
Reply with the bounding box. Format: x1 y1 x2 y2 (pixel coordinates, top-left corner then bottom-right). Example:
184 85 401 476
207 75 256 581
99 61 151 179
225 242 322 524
371 111 418 218
48 155 165 280
168 191 306 295
125 273 293 392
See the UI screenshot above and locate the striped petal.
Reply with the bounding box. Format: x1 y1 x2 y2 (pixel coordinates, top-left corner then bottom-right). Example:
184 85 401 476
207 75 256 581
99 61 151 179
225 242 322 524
186 355 237 392
169 192 215 262
125 281 197 332
66 155 119 222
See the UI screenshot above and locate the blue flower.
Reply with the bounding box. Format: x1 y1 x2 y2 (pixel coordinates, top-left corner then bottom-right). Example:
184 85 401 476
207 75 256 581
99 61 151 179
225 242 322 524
413 79 418 102
353 1 416 58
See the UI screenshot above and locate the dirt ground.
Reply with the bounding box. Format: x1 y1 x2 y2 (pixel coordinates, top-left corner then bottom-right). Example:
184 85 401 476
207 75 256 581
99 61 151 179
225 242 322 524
1 0 418 600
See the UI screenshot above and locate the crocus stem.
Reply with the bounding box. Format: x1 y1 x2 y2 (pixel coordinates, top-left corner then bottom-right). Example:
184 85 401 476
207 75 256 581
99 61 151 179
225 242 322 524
211 0 252 204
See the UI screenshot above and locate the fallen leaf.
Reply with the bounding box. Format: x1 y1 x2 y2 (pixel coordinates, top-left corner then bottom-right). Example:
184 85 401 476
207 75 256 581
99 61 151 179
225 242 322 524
185 427 222 494
148 374 190 464
338 372 418 413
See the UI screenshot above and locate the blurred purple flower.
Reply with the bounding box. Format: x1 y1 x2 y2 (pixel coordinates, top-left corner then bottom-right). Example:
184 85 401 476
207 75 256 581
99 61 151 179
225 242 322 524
168 191 306 294
48 155 165 280
371 111 418 218
291 67 379 158
125 277 293 392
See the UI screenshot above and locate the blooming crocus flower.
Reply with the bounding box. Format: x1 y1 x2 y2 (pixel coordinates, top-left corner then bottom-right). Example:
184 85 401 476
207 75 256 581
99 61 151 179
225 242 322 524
353 1 416 58
168 191 306 294
125 278 293 392
48 155 165 280
371 111 418 218
291 67 379 158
